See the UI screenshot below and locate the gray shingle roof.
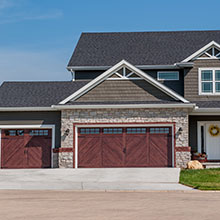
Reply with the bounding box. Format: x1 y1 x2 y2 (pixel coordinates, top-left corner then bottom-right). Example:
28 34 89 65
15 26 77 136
68 30 220 67
194 101 220 108
0 81 89 107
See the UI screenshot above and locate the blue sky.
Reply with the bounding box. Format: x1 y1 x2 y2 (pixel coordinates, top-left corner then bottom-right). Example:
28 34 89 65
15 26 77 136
0 0 220 83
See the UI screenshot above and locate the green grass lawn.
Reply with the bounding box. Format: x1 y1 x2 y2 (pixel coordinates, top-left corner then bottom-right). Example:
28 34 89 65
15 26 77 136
180 168 220 190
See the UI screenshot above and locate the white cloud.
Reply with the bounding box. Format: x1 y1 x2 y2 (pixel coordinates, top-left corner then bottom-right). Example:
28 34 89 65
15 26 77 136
0 9 63 24
0 0 63 24
0 49 70 83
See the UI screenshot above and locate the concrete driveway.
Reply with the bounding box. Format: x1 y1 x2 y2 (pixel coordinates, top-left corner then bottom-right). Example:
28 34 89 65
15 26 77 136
0 168 192 190
0 190 219 220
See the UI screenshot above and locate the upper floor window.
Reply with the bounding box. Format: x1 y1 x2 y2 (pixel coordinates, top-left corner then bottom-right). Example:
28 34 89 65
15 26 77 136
199 68 220 94
157 71 179 81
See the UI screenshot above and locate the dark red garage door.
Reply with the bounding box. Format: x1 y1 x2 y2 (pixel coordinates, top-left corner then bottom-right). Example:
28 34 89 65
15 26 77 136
78 127 172 168
1 129 52 169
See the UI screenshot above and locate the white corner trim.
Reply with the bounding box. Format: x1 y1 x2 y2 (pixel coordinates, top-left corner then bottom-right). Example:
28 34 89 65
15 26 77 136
60 60 190 104
182 41 220 62
52 103 196 110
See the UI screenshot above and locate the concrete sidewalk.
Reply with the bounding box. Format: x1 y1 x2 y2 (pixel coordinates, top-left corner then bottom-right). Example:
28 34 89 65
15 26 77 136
0 168 192 190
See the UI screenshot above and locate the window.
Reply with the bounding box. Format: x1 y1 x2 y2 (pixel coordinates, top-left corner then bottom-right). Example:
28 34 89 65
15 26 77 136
103 128 123 134
157 71 179 81
79 128 100 134
150 127 170 134
29 130 49 136
126 128 146 134
5 130 24 136
199 68 220 94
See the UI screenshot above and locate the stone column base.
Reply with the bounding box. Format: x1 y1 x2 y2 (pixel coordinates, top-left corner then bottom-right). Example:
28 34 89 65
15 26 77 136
53 148 73 168
175 147 191 168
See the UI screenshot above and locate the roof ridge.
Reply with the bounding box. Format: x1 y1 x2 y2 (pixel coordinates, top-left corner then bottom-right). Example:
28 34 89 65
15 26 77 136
81 30 220 34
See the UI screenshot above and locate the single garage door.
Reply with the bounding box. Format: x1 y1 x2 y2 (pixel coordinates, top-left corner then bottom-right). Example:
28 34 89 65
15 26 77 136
1 129 52 168
78 127 172 168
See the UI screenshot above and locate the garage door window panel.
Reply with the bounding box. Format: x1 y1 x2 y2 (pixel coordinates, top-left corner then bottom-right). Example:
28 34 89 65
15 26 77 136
126 128 146 134
103 128 123 134
80 128 100 134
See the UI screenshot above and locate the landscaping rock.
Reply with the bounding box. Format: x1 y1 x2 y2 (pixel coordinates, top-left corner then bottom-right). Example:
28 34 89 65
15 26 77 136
187 160 204 170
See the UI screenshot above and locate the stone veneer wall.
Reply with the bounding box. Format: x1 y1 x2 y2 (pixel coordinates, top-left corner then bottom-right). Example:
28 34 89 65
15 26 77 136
60 108 190 168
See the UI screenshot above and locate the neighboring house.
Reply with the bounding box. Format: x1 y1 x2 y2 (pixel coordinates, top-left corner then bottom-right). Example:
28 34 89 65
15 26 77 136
0 30 220 169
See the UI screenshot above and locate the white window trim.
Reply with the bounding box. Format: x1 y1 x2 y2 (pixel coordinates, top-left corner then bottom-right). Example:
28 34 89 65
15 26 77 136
198 68 220 95
157 71 179 81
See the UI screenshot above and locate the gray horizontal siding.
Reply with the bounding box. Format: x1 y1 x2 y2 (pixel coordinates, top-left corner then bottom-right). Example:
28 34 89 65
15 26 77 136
76 80 176 102
75 69 184 96
184 59 220 101
0 111 61 148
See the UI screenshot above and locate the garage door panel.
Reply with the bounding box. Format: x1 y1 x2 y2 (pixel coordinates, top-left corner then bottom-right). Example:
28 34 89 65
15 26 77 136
149 134 172 167
102 136 124 167
1 137 24 168
78 136 102 168
26 134 51 168
26 145 42 168
1 129 52 169
125 135 149 167
77 126 173 168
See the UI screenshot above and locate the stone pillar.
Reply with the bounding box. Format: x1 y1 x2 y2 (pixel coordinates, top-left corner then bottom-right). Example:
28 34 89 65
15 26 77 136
175 147 191 168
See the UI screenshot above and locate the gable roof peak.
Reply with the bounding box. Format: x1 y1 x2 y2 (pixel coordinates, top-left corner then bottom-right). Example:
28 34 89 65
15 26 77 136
60 60 189 105
182 40 220 62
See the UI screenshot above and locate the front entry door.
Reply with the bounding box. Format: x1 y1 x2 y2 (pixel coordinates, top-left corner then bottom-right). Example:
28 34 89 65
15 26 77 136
206 123 220 160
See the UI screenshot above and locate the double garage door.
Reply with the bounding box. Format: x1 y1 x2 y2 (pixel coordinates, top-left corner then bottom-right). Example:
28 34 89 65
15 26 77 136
78 126 172 168
1 129 52 169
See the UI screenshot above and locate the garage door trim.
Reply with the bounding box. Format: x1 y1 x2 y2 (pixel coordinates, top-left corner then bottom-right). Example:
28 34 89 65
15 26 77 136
0 124 55 168
74 123 175 168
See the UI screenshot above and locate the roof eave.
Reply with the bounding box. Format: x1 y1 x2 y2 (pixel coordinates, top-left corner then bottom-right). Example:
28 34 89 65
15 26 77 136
52 103 196 110
67 63 194 71
0 107 59 112
190 107 220 115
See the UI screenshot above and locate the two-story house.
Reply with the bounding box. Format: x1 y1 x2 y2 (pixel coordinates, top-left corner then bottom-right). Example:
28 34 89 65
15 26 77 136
0 30 220 169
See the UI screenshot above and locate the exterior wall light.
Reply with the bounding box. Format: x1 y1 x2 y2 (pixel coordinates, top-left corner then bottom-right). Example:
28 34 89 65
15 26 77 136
64 128 70 136
178 127 183 134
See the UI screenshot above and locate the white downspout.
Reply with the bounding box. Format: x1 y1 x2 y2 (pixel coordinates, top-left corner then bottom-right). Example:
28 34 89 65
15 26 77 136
70 69 75 81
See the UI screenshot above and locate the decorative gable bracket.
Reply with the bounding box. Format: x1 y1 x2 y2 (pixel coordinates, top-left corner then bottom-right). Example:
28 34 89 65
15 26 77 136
107 66 141 80
182 41 220 62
